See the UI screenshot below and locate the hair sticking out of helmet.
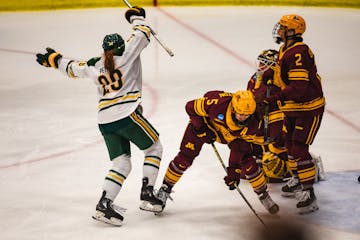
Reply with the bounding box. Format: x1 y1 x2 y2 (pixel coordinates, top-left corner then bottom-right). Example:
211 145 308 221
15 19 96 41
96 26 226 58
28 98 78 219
102 33 125 56
257 49 279 74
231 90 256 115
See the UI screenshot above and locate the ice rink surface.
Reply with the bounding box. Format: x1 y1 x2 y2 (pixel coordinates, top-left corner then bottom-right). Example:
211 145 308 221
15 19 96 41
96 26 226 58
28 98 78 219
0 6 359 240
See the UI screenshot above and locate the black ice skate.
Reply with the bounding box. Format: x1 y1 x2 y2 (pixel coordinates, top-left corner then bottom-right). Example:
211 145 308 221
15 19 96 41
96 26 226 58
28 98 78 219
156 184 173 213
296 188 319 214
139 177 163 213
92 191 125 226
281 176 302 197
259 191 279 214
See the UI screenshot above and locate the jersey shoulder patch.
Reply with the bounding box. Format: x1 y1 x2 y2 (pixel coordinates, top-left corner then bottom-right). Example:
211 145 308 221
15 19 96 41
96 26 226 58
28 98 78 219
87 57 101 67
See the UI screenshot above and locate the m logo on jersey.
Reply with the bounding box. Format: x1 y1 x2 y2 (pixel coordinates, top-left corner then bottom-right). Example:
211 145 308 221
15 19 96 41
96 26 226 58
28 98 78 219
185 142 195 151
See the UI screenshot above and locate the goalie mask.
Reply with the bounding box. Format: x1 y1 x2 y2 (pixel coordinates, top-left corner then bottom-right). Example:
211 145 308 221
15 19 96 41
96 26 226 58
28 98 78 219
231 90 256 126
257 49 279 74
273 14 306 44
102 33 125 56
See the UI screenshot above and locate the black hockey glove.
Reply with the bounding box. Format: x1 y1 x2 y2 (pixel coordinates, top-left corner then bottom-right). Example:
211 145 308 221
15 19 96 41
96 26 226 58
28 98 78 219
125 6 146 24
36 47 62 68
224 166 241 190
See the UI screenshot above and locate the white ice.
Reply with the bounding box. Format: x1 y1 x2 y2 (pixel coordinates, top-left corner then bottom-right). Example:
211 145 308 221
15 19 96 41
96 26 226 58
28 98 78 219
0 6 359 240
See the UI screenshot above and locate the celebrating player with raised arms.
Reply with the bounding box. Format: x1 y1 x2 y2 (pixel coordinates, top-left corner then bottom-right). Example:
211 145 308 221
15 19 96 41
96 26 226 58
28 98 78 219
36 6 164 226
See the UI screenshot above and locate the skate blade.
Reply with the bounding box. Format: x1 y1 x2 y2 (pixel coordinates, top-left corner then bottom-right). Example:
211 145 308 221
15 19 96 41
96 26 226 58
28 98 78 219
281 191 300 198
92 211 123 226
139 201 163 213
268 204 280 215
298 203 319 215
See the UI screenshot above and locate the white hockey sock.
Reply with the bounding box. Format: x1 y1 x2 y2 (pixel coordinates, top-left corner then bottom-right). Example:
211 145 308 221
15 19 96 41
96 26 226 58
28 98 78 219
103 154 131 201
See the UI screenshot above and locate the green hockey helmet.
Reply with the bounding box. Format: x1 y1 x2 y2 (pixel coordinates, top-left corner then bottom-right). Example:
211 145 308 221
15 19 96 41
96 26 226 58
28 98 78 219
102 33 125 56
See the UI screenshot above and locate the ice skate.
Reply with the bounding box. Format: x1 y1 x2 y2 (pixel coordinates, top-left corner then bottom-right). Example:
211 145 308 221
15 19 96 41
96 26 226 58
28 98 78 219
296 188 319 214
259 191 279 214
156 184 173 213
92 191 125 226
139 177 163 213
281 176 302 197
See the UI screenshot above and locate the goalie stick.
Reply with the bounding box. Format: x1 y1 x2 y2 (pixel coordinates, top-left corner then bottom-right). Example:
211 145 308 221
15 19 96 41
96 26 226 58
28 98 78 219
122 0 174 57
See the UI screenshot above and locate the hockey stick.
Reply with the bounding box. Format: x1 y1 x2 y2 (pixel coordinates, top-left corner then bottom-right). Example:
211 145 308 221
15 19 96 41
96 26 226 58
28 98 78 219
211 142 267 228
122 0 174 57
263 84 271 143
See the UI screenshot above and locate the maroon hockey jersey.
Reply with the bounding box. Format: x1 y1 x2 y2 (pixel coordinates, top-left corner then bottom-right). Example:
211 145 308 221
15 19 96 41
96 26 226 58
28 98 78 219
275 42 325 117
185 90 264 145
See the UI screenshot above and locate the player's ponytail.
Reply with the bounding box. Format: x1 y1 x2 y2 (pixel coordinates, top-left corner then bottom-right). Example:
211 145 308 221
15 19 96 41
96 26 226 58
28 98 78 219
104 49 115 74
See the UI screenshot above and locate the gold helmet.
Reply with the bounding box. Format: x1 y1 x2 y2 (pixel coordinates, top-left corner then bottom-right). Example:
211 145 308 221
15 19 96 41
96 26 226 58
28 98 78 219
279 14 306 35
231 90 256 115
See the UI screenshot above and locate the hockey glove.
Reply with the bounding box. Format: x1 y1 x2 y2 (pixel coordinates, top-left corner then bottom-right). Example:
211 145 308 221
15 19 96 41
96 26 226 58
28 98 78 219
36 47 62 68
223 166 241 190
261 152 286 179
192 125 216 144
262 94 280 106
125 6 146 24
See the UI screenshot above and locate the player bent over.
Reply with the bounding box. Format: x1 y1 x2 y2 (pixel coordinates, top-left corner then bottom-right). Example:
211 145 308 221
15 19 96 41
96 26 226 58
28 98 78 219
35 6 163 226
157 90 279 215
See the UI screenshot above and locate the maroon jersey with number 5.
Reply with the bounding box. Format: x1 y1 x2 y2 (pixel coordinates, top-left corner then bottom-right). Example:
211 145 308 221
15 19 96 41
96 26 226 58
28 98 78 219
185 90 263 145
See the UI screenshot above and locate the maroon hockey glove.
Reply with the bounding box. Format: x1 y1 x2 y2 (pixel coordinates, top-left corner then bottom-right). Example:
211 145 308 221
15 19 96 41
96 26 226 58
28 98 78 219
224 166 241 190
262 94 279 105
192 125 216 144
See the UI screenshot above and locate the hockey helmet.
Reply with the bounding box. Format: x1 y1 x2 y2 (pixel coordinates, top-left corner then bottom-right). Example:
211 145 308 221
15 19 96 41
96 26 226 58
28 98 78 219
280 14 306 35
273 14 306 44
102 33 125 56
257 49 279 73
231 90 256 115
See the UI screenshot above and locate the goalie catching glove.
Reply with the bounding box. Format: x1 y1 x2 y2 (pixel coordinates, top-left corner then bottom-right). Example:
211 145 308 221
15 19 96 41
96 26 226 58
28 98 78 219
36 47 62 68
261 151 286 179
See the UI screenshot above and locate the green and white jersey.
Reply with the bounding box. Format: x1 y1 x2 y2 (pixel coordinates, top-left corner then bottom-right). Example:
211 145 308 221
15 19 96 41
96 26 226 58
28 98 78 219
57 19 150 124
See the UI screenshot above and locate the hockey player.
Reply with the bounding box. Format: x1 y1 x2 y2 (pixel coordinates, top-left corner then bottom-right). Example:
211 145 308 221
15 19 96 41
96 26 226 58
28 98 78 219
262 14 325 214
35 6 163 225
249 49 325 184
157 90 279 215
247 49 289 182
